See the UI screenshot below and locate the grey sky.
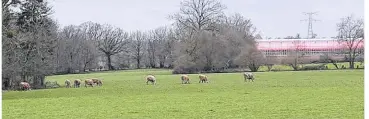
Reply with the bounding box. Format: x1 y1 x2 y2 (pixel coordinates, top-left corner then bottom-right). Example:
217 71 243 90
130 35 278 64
49 0 364 38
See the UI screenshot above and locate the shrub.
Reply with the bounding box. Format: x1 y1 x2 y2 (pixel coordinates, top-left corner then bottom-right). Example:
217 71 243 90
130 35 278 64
300 64 327 71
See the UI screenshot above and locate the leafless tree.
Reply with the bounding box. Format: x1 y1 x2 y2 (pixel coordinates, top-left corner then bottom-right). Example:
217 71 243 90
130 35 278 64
170 0 259 73
282 40 305 71
114 51 132 69
78 23 101 71
57 25 84 73
96 24 129 70
237 48 266 72
130 31 147 69
165 28 180 68
170 0 226 31
337 15 364 69
265 56 280 71
320 53 340 69
223 13 256 35
147 27 169 68
146 33 157 68
154 27 170 68
197 31 226 71
80 41 99 71
220 13 257 68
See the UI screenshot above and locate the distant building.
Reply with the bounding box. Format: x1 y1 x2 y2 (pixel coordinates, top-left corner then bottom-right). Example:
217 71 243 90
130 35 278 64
256 38 364 61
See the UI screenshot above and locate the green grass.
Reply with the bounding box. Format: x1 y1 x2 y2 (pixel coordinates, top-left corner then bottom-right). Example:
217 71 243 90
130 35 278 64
3 69 363 119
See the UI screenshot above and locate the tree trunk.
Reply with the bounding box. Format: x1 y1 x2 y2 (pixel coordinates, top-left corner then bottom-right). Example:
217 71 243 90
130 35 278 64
159 56 165 68
348 52 355 69
40 75 45 88
150 49 156 68
330 60 339 69
150 59 156 68
159 61 165 68
83 63 87 72
137 58 141 69
168 64 173 69
3 78 10 90
106 54 114 70
69 53 73 73
349 61 355 69
249 60 259 72
267 64 273 71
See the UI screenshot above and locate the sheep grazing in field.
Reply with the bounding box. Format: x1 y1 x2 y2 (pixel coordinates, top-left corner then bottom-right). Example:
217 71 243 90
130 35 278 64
65 79 72 88
146 75 156 85
198 74 209 83
85 79 94 87
243 72 255 82
19 82 31 91
91 78 103 86
74 79 81 88
181 75 190 84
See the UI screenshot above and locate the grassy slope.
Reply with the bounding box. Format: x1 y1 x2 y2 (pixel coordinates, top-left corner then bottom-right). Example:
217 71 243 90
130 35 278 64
2 69 363 119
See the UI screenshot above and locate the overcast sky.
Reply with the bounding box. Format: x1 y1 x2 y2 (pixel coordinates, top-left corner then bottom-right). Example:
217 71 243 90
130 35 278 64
49 0 364 38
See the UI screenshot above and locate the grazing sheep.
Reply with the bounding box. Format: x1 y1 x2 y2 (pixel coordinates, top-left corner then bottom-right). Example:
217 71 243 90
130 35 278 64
97 79 103 86
91 78 103 86
85 79 94 87
74 79 81 88
146 75 156 85
19 82 31 91
181 75 190 84
65 79 72 88
199 74 209 83
243 72 255 82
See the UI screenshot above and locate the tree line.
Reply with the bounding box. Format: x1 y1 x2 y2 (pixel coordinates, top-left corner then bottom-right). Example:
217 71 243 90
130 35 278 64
2 0 364 90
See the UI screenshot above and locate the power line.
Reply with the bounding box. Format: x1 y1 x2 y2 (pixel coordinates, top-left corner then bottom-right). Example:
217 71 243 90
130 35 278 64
301 12 320 39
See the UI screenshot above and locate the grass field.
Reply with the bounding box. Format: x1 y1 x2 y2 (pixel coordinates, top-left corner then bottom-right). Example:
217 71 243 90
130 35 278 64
2 69 364 119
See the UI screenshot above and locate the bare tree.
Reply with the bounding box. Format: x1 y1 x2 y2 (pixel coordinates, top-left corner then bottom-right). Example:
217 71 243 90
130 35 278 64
170 0 226 31
147 27 169 68
54 23 103 73
197 31 223 71
114 51 132 69
58 25 83 73
130 31 147 69
96 24 129 70
224 13 256 35
170 0 227 67
237 48 266 72
337 15 364 69
78 23 101 71
282 40 305 71
221 13 257 68
320 53 340 69
153 27 169 68
80 41 99 71
265 56 279 71
146 33 157 68
170 2 259 73
165 29 180 68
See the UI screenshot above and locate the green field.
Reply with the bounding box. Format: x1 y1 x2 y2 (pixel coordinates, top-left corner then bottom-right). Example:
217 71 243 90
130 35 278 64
2 69 364 119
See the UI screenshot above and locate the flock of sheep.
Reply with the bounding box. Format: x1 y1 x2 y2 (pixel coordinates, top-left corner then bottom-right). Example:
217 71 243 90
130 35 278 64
64 78 103 88
145 72 255 85
19 72 255 90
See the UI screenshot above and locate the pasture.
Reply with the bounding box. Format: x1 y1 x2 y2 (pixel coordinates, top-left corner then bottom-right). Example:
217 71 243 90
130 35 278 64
2 69 363 119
